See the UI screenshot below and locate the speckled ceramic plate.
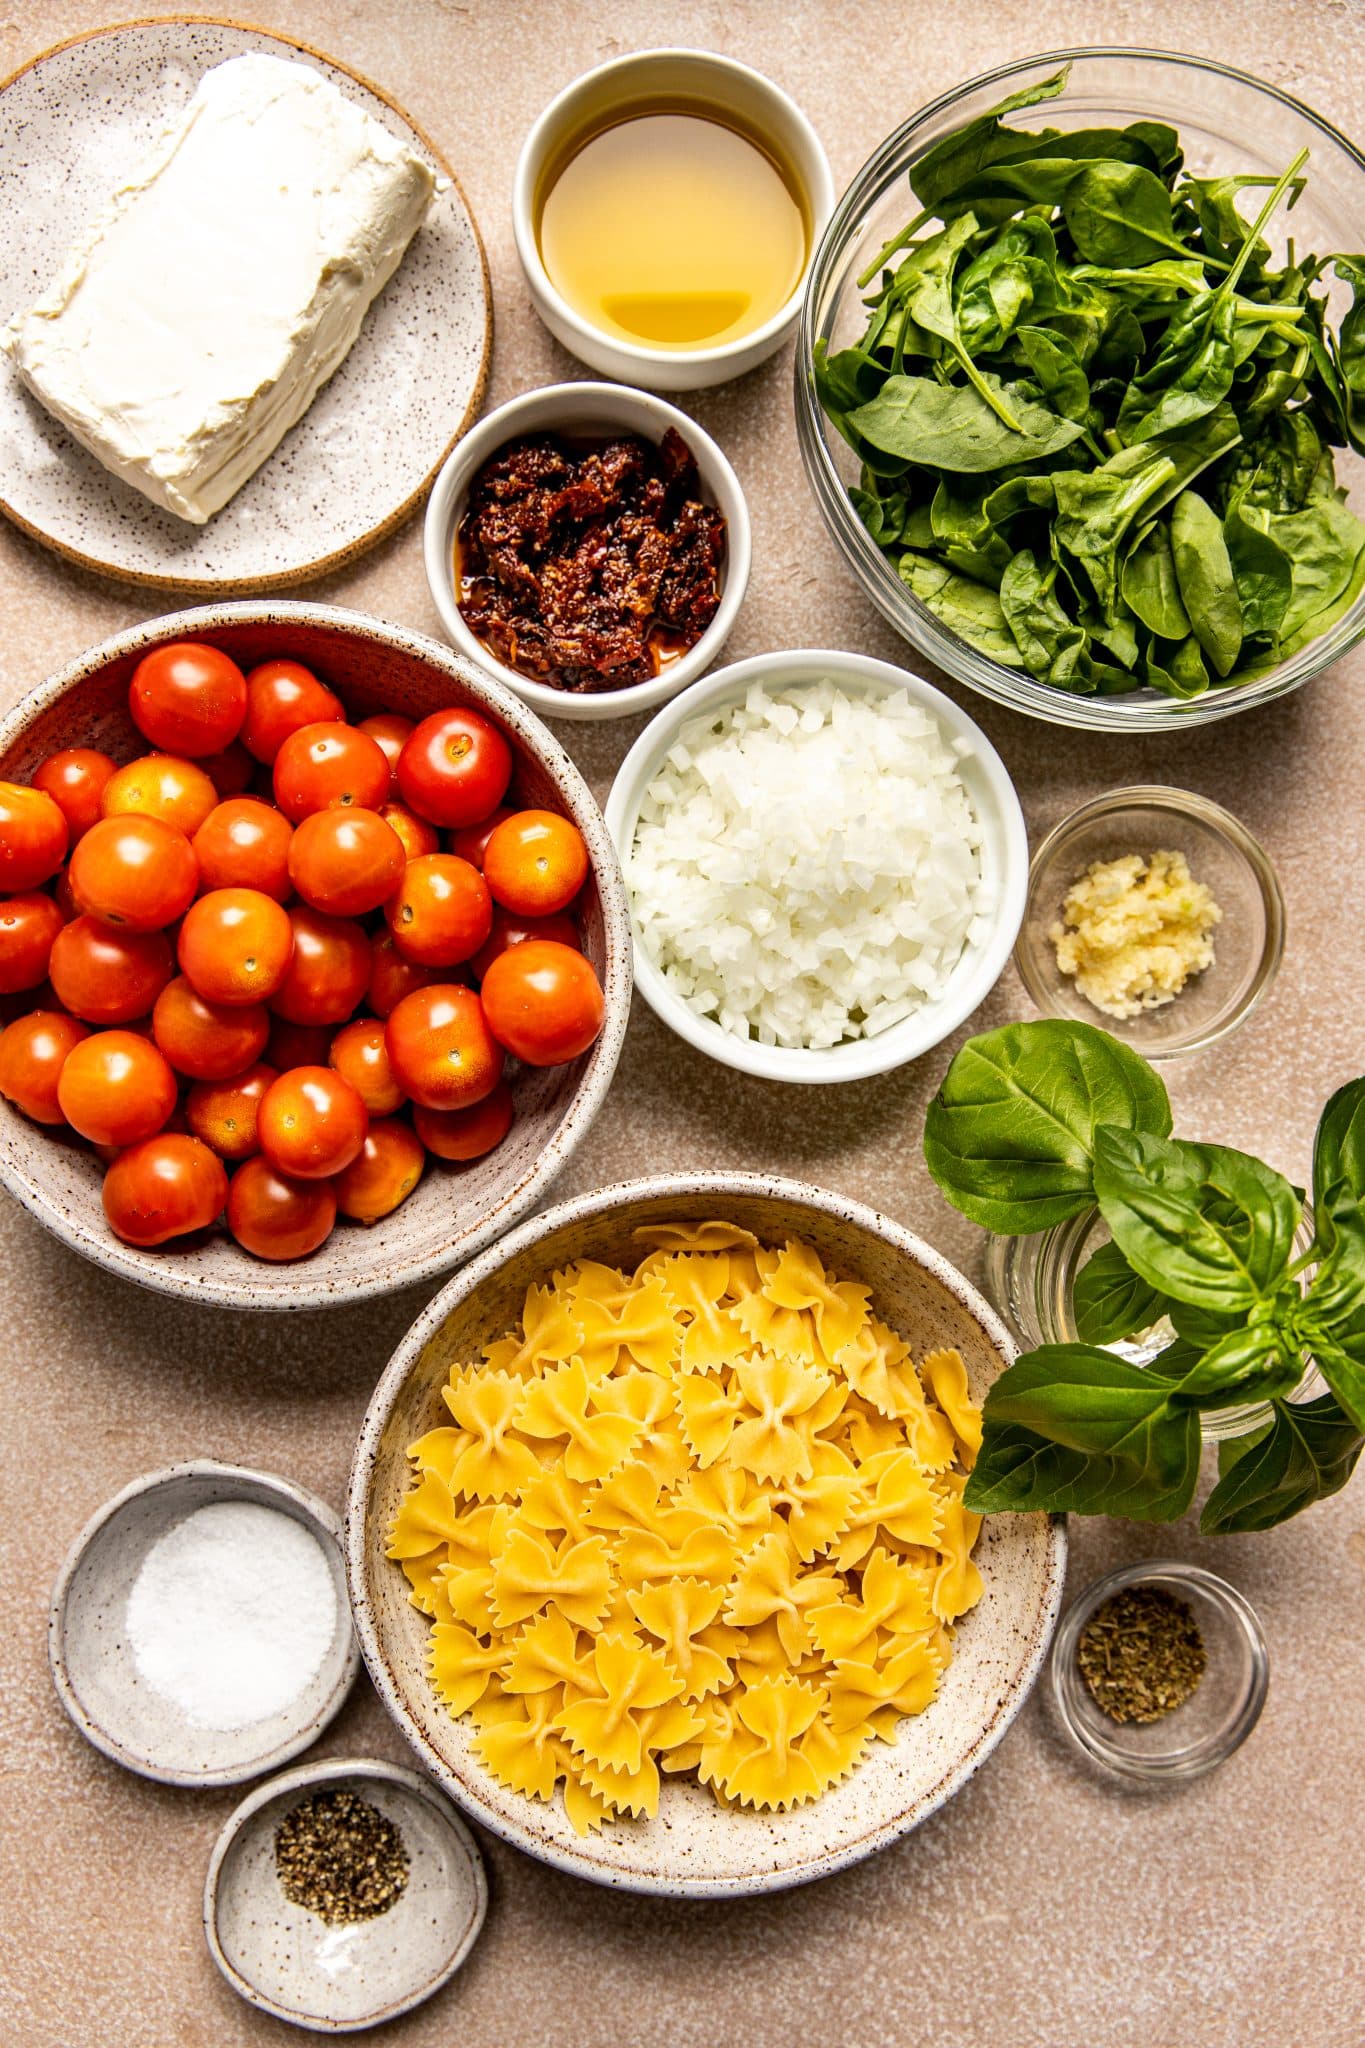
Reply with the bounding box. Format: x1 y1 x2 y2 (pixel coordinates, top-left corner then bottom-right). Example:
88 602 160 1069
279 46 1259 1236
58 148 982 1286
49 1460 360 1787
205 1756 487 2033
347 1174 1068 1897
0 18 491 590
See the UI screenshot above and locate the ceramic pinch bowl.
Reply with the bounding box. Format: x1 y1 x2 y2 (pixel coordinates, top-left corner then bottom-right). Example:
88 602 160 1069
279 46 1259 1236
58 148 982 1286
49 1460 358 1787
204 1755 487 2034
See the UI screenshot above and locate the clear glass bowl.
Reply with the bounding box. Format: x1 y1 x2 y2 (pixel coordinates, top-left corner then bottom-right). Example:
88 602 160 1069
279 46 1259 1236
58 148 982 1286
795 49 1365 730
1048 1561 1268 1781
1014 786 1285 1058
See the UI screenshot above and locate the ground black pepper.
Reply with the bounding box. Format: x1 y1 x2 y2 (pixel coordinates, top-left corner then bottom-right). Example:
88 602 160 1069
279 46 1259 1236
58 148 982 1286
274 1788 410 1925
1077 1584 1208 1724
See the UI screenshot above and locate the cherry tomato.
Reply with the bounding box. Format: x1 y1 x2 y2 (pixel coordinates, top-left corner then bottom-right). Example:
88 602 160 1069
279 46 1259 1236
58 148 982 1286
57 1029 178 1147
258 1065 368 1179
0 1009 89 1122
101 754 218 837
270 908 370 1026
241 659 343 765
266 1017 332 1072
52 866 78 921
184 1061 277 1161
365 930 435 1019
396 708 512 829
480 939 604 1065
471 907 579 983
69 815 198 932
129 642 247 757
335 1119 425 1223
385 984 503 1111
379 801 440 864
227 1157 337 1261
386 854 491 969
0 782 68 891
49 917 173 1024
0 892 64 994
192 798 293 900
177 888 295 1007
199 741 256 797
288 806 405 917
103 1134 228 1247
32 749 116 841
448 806 511 870
413 1078 514 1162
330 1017 405 1115
273 723 390 823
483 810 589 917
356 714 413 797
153 975 270 1081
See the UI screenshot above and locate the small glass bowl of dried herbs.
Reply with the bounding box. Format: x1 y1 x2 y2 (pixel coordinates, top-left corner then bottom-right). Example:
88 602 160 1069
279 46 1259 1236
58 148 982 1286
1048 1561 1268 1782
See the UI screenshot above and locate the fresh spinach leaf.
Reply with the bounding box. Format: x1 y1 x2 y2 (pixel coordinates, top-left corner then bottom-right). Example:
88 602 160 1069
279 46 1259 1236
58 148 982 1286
1062 161 1191 267
998 551 1086 681
1122 521 1190 638
964 1345 1200 1522
1093 1128 1302 1311
1169 488 1244 675
923 1019 1172 1233
898 553 1026 663
1201 1394 1364 1533
1223 501 1292 640
848 373 1085 471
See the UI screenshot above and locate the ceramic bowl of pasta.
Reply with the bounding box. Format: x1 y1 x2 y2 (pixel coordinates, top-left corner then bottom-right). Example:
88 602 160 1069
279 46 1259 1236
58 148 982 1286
0 602 630 1309
346 1172 1066 1895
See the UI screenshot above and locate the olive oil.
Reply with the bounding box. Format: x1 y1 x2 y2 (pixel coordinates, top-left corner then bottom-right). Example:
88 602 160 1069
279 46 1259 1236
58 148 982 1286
538 105 809 352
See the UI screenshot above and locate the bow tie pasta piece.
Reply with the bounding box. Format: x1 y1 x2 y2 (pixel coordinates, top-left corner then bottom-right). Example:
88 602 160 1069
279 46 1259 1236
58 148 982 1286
386 1221 987 1836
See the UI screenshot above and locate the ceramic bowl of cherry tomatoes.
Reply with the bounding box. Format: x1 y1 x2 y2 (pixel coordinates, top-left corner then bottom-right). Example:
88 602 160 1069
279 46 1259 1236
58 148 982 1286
0 602 631 1308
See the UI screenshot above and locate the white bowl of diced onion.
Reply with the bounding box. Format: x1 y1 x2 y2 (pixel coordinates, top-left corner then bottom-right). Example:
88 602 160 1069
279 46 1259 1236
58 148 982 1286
604 649 1028 1082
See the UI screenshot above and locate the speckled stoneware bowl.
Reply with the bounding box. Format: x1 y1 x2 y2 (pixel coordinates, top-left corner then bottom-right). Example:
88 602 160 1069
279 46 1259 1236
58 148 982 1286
0 601 631 1309
0 17 491 591
204 1755 488 2033
346 1173 1067 1896
49 1460 358 1787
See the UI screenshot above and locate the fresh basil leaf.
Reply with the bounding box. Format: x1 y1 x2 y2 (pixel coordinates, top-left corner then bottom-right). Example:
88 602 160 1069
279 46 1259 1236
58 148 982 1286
1294 1208 1365 1431
1072 1239 1168 1344
1312 1077 1365 1238
849 372 1085 472
923 1019 1173 1233
1201 1393 1364 1533
1170 489 1244 675
1170 1323 1303 1407
1093 1128 1301 1310
964 1345 1200 1522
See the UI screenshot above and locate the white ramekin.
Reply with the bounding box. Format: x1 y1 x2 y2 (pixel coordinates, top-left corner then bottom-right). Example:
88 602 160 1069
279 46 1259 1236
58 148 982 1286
423 381 751 723
605 649 1029 1083
512 49 834 391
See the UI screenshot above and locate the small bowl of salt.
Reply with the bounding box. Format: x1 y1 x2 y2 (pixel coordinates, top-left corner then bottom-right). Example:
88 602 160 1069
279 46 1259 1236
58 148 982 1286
49 1460 359 1786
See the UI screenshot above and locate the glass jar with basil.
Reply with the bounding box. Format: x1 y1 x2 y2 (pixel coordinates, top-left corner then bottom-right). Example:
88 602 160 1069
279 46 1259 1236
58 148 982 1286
923 1019 1365 1532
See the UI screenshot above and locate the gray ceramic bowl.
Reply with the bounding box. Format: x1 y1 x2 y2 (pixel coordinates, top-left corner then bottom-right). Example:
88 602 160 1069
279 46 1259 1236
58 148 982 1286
49 1459 358 1787
346 1172 1066 1896
0 601 631 1308
204 1755 488 2033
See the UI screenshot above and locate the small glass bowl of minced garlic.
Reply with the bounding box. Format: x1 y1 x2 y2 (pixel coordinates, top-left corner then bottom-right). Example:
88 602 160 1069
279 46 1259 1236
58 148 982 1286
1015 787 1285 1060
1047 1561 1269 1782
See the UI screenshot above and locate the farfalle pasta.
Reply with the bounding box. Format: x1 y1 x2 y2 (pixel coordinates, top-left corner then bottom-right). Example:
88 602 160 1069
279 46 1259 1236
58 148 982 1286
387 1221 984 1834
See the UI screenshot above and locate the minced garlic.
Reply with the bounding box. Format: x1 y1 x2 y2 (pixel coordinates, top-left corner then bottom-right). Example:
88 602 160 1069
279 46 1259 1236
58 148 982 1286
1049 849 1221 1022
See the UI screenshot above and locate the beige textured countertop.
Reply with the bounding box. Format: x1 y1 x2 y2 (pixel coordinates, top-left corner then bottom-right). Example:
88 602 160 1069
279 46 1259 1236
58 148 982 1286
2 4 1363 2044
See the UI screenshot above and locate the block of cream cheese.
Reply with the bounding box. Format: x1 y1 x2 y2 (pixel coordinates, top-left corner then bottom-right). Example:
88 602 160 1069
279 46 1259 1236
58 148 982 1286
3 53 435 523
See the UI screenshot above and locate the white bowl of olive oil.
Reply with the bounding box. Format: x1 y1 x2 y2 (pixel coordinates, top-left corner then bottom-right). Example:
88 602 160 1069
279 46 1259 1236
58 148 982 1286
514 49 834 391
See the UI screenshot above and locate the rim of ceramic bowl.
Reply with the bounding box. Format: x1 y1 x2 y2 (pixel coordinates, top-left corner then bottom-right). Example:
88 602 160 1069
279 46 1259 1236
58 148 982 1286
203 1754 488 2032
795 46 1365 731
1014 784 1286 1057
344 1169 1068 1896
0 600 632 1308
48 1458 359 1788
422 382 752 722
602 648 1029 1081
512 47 835 378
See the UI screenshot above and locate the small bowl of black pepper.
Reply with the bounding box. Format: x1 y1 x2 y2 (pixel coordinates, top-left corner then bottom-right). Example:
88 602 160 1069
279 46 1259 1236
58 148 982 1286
1047 1561 1269 1784
204 1756 487 2032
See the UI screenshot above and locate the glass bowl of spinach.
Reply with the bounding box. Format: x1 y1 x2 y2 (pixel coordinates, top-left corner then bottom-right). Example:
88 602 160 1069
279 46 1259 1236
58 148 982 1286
797 50 1365 728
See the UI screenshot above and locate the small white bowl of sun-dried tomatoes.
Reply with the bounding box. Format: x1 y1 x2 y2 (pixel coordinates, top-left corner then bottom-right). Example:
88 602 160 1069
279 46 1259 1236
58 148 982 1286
424 381 751 723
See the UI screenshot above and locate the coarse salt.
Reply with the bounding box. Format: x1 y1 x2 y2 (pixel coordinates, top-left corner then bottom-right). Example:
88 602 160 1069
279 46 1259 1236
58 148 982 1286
126 1500 338 1732
626 678 988 1048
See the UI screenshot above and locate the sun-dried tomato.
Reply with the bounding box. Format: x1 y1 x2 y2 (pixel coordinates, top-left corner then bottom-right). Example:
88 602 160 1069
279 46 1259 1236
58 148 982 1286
456 429 726 694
